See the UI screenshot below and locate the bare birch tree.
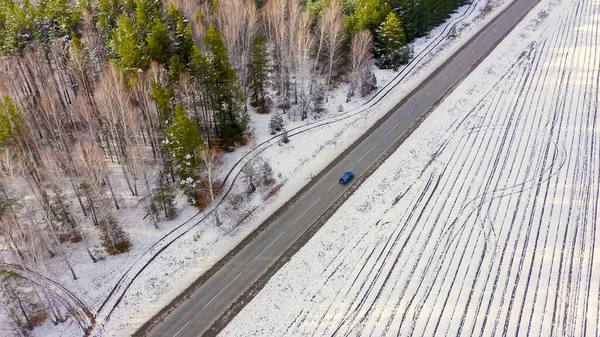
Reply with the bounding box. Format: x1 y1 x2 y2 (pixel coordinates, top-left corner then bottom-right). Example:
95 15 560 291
198 148 222 204
214 0 259 91
95 65 138 196
294 12 315 120
348 30 374 101
75 142 117 225
322 0 346 87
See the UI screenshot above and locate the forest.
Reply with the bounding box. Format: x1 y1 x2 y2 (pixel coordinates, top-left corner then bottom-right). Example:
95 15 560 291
0 0 467 334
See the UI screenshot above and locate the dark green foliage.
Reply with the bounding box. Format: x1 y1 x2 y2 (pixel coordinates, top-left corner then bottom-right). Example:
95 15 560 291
0 96 26 147
204 24 248 146
360 69 377 97
0 0 33 54
151 169 177 220
111 14 148 69
100 215 130 255
248 35 270 114
151 82 174 125
32 0 82 46
0 0 80 54
281 128 289 144
269 113 284 135
344 0 391 35
95 0 122 45
50 191 80 242
261 161 274 185
146 18 170 64
104 0 195 74
166 105 204 189
375 12 411 70
255 0 267 8
399 0 468 41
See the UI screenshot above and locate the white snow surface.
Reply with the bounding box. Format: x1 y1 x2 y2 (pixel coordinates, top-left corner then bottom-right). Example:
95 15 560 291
1 0 517 336
220 0 600 335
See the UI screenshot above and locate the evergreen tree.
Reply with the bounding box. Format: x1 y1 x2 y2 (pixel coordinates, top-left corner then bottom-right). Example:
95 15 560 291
165 104 204 188
248 35 270 114
0 96 26 147
261 161 274 185
0 0 32 55
152 82 174 126
111 14 148 69
360 69 377 96
375 12 411 70
343 0 390 35
281 128 289 144
165 4 194 75
100 215 130 255
151 169 177 220
50 191 80 242
32 0 82 46
96 0 123 46
401 0 421 41
204 24 247 147
268 113 284 135
146 18 170 64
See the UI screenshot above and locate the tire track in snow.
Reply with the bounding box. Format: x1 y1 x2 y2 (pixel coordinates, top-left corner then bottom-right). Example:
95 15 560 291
474 7 575 335
456 28 563 336
417 39 547 337
495 4 585 334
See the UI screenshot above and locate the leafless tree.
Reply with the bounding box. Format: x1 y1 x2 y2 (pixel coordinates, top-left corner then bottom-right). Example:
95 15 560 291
95 65 138 196
198 148 222 204
263 0 303 107
321 0 346 87
347 30 374 101
214 0 259 91
130 69 161 159
75 142 118 225
294 12 315 120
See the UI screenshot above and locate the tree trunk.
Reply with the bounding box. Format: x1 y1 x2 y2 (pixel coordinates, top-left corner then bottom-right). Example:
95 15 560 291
104 174 120 210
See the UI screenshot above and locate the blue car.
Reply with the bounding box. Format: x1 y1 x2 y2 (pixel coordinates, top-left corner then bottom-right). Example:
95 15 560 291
339 171 355 185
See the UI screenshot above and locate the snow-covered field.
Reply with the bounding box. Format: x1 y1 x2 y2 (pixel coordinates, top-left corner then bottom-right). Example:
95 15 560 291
0 0 514 336
220 0 600 335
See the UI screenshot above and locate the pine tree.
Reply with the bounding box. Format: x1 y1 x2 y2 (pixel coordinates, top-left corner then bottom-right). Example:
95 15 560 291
165 104 204 196
375 12 411 70
248 35 270 114
401 0 421 41
151 169 177 220
261 161 274 185
268 113 283 135
152 82 174 126
165 4 194 76
0 96 26 147
343 0 391 35
100 215 130 255
111 14 148 69
96 0 122 45
146 18 171 64
281 128 289 144
204 24 248 147
0 0 32 55
50 191 80 242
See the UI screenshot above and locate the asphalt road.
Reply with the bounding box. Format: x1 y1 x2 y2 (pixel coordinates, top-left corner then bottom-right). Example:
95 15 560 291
148 0 540 335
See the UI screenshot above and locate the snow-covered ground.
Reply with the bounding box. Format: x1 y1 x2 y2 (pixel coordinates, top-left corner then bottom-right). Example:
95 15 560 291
220 0 600 335
7 0 515 336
